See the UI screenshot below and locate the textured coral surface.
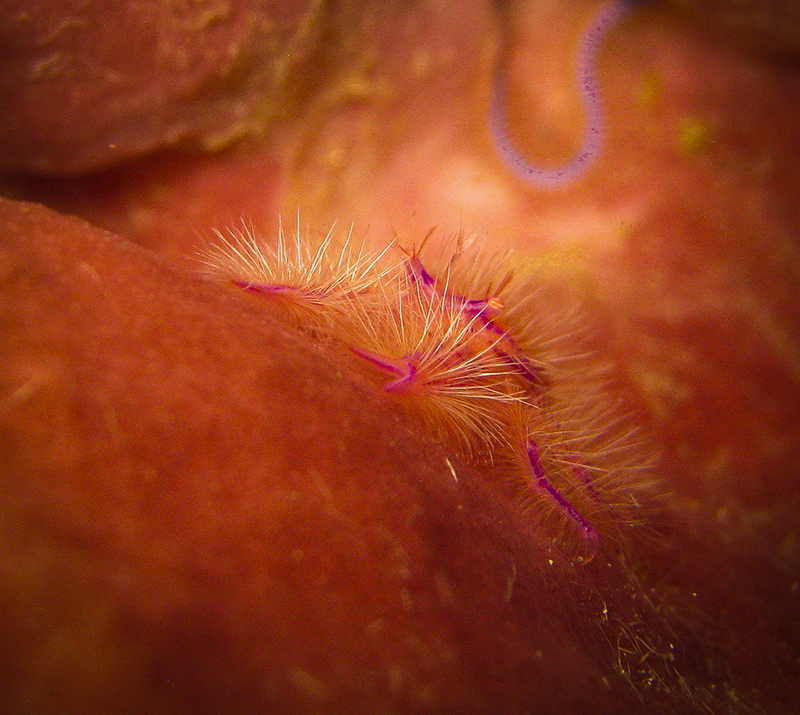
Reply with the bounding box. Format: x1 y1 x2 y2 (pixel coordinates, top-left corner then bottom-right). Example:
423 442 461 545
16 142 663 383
1 1 799 713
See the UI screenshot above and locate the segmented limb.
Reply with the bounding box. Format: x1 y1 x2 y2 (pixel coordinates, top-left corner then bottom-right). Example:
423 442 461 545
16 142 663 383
402 248 547 392
349 346 418 392
527 440 599 548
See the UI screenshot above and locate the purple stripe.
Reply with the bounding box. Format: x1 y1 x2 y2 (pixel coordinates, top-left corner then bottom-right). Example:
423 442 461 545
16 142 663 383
527 440 599 545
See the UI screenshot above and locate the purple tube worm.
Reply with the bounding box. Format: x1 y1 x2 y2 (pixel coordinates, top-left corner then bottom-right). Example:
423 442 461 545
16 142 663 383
490 0 638 188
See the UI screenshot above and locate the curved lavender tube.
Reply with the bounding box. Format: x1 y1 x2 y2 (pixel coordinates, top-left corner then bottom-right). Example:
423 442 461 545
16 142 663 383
490 0 636 188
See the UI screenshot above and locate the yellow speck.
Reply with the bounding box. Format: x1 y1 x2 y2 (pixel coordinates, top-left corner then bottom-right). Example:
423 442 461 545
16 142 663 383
388 665 404 693
186 1 230 31
323 143 347 171
342 75 375 100
412 49 431 79
290 667 328 700
677 117 715 155
434 571 455 605
504 562 517 603
365 618 386 636
518 243 589 279
638 70 662 108
4 380 39 409
201 119 251 153
31 53 62 79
